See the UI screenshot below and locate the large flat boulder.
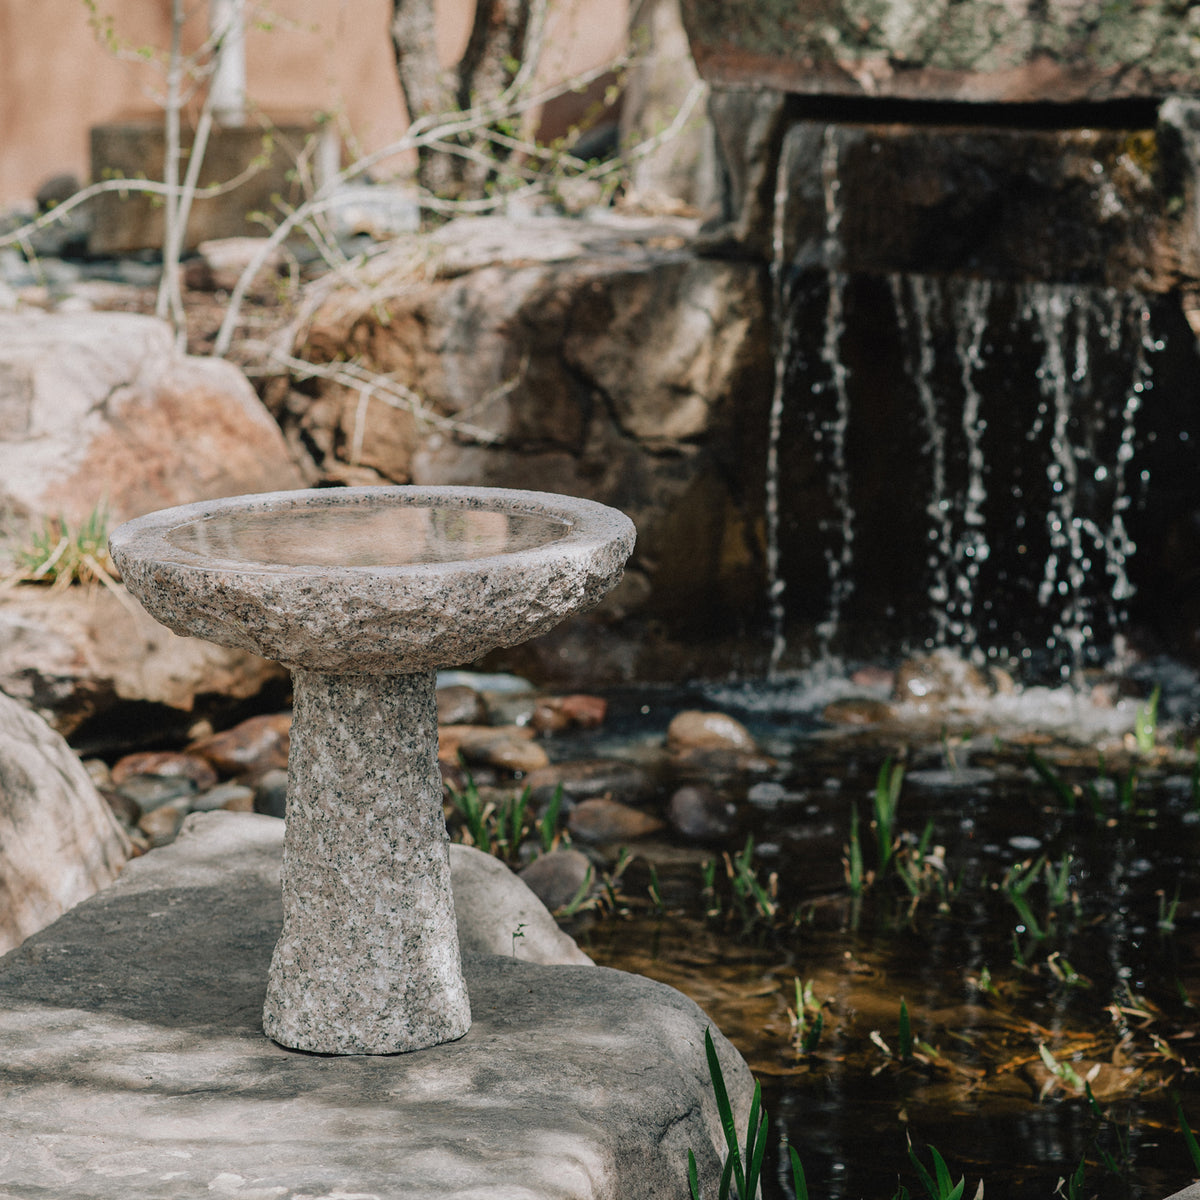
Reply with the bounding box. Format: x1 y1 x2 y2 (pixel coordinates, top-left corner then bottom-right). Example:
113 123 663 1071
0 311 305 529
0 690 130 955
0 811 753 1199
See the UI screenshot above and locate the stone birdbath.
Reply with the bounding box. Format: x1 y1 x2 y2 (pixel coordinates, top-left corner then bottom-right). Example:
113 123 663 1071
109 486 635 1055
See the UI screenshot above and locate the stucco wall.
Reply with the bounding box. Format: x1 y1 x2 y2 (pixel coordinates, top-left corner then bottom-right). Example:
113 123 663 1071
0 0 625 210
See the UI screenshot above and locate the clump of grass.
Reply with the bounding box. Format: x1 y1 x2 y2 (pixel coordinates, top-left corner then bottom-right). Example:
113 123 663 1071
5 506 118 588
787 978 826 1057
444 772 566 867
688 1026 804 1200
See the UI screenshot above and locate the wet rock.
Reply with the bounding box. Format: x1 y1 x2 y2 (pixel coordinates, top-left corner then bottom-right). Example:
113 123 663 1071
81 758 111 790
851 665 895 689
111 750 217 791
188 712 292 776
519 848 595 912
0 691 131 954
668 784 736 839
893 650 993 707
822 697 895 726
252 768 289 820
666 709 757 753
436 684 486 726
450 844 592 965
531 693 609 733
525 758 654 810
442 725 549 774
101 788 141 830
136 801 189 848
568 797 665 844
114 774 196 814
0 311 305 532
670 746 776 776
191 782 256 813
481 691 539 727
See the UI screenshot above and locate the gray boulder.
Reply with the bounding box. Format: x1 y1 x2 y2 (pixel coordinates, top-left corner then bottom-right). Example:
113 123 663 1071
0 689 130 954
449 841 594 965
0 810 754 1199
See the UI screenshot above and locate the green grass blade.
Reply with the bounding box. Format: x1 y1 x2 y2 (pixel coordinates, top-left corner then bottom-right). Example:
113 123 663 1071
789 1145 809 1200
907 1138 938 1199
898 999 913 1060
1174 1092 1200 1174
746 1105 768 1198
704 1028 745 1197
688 1149 701 1200
717 1146 735 1200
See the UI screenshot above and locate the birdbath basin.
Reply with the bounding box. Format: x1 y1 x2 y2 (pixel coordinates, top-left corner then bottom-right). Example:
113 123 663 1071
109 486 635 1054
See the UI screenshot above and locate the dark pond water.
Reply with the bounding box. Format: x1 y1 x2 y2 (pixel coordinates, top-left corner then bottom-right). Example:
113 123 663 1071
535 669 1200 1199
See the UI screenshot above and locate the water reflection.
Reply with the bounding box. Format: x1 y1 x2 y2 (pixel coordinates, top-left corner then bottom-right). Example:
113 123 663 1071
166 503 571 568
553 682 1200 1200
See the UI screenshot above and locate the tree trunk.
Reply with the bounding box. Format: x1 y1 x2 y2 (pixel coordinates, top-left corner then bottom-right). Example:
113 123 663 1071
391 0 534 202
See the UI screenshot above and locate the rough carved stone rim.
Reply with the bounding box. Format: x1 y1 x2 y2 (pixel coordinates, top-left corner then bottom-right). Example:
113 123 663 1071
109 485 636 674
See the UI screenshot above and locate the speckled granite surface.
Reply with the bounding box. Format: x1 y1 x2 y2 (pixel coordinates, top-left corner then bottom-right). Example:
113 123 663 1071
110 485 635 1055
109 486 637 673
263 669 469 1054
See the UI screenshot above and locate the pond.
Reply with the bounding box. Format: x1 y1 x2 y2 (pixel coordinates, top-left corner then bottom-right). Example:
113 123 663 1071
479 661 1200 1199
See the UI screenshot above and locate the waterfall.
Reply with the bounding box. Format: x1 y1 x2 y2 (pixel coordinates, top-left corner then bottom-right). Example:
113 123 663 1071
769 262 1163 676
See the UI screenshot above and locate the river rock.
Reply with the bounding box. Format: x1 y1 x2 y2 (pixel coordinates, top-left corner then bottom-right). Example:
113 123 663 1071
0 810 753 1200
822 697 896 726
668 783 736 839
435 682 486 726
0 584 284 740
252 767 290 819
137 800 188 847
446 725 550 774
0 690 130 955
0 311 305 531
525 757 655 810
190 781 257 813
187 712 292 775
519 847 596 912
532 692 609 732
449 843 593 965
114 773 196 813
893 649 993 708
666 709 758 753
111 750 217 790
569 797 666 843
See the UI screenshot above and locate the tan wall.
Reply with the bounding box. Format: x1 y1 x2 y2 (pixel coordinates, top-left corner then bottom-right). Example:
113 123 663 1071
0 0 626 210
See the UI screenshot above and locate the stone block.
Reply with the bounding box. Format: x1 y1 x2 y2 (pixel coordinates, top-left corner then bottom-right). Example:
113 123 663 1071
88 118 318 256
777 120 1183 292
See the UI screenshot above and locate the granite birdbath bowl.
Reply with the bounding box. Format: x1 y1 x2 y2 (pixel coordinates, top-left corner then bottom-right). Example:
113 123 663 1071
109 486 635 1055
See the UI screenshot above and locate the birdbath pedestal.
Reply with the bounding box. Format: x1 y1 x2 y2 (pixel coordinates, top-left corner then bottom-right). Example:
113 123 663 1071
109 486 635 1055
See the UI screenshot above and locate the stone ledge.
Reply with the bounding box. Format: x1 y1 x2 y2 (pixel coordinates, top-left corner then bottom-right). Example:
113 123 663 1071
0 811 752 1199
